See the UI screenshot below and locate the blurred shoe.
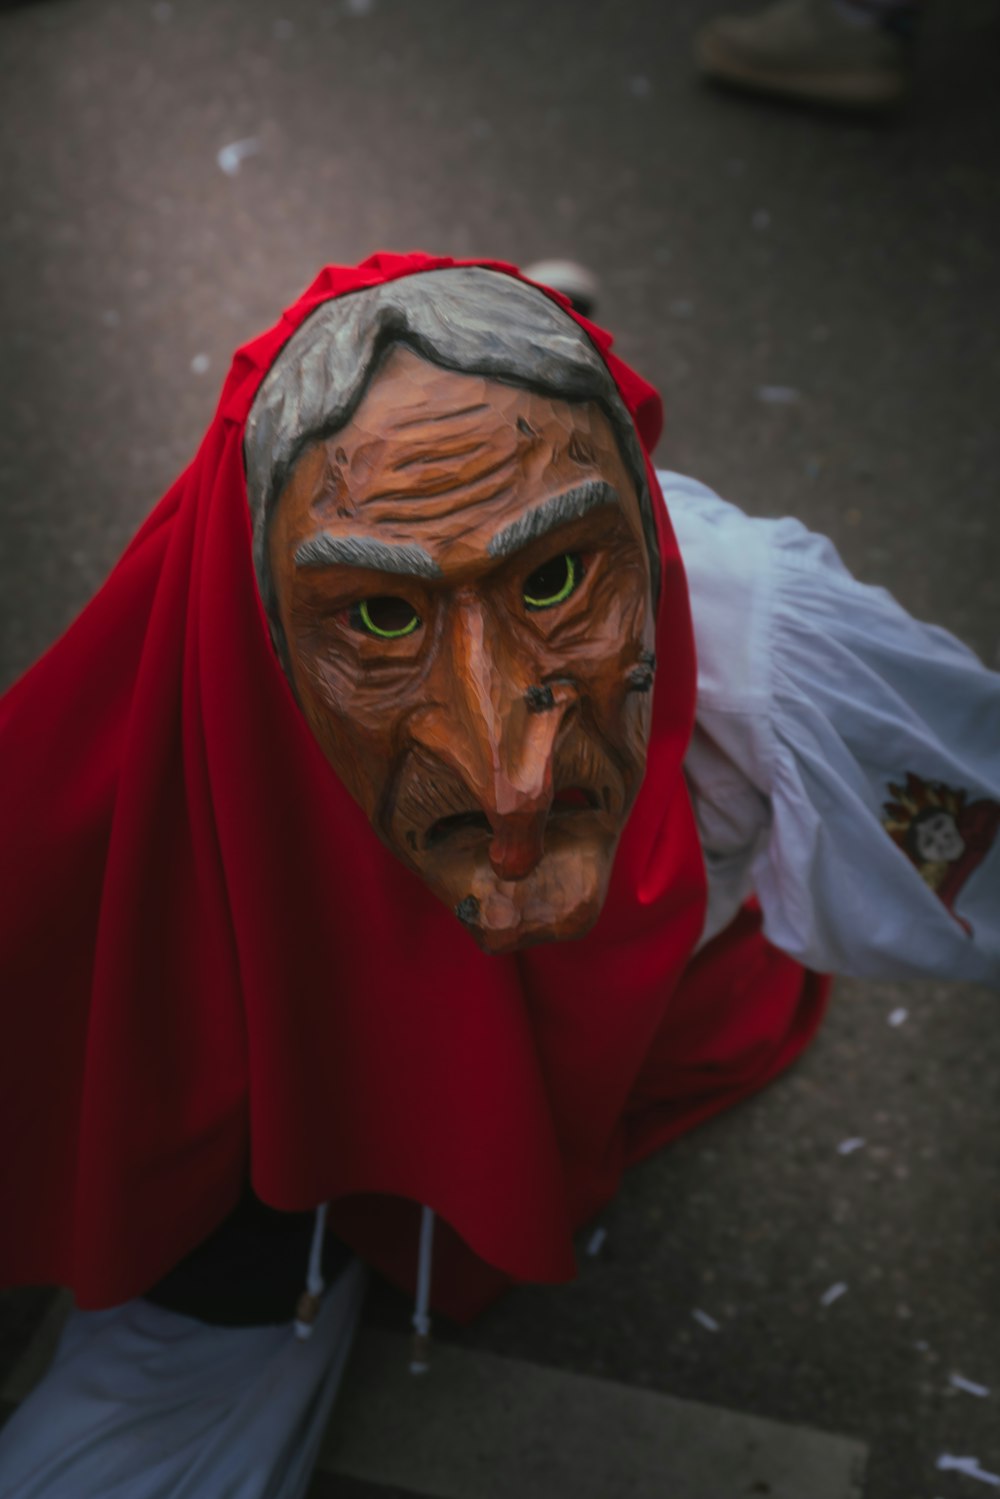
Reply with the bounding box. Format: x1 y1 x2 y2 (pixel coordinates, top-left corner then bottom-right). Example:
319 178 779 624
695 0 911 110
522 260 600 318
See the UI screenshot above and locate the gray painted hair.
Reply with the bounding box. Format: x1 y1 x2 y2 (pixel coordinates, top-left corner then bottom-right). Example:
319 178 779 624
245 266 659 622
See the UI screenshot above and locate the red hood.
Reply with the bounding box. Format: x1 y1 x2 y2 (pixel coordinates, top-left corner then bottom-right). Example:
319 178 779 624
0 251 705 1320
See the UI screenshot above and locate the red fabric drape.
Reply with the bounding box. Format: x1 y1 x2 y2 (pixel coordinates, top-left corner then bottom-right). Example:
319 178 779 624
0 253 826 1320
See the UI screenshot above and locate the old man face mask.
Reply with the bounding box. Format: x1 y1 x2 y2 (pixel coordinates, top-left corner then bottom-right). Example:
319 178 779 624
267 349 654 953
247 267 660 953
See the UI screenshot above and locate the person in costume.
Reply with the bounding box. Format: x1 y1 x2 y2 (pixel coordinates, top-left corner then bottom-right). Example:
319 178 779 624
1 253 997 1497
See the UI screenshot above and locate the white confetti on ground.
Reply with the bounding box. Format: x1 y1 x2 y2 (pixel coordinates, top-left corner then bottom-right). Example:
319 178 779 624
692 1308 720 1332
949 1372 991 1398
820 1282 848 1308
217 138 261 177
757 385 800 405
888 1007 908 1027
837 1137 866 1155
936 1455 1000 1487
190 353 210 375
585 1227 607 1257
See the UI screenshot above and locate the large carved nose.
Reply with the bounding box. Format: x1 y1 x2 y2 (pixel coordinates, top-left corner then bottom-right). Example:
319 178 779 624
409 594 575 880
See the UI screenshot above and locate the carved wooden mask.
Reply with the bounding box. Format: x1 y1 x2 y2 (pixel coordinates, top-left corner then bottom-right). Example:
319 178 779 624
267 345 656 954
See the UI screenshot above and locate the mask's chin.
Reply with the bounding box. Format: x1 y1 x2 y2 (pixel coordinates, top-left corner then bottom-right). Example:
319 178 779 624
401 812 619 955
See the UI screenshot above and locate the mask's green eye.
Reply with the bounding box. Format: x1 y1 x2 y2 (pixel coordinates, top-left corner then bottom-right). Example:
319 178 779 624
350 597 421 639
523 552 584 611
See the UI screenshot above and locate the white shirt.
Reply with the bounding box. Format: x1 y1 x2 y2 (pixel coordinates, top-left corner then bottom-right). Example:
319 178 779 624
664 471 1000 989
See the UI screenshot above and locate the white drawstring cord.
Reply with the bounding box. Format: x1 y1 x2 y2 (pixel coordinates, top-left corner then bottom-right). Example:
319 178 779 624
410 1206 435 1374
294 1201 328 1340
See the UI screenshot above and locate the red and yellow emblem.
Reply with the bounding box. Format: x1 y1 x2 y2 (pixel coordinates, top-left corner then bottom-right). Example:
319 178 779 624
882 772 1000 933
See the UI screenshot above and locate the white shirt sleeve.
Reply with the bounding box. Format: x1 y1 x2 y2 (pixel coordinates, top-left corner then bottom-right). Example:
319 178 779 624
662 470 1000 989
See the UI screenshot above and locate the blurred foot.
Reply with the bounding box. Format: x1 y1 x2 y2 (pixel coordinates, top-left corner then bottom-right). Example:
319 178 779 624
522 260 600 318
695 0 912 110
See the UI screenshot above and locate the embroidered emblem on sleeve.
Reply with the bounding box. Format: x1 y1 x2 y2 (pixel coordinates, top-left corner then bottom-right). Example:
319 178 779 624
881 772 1000 935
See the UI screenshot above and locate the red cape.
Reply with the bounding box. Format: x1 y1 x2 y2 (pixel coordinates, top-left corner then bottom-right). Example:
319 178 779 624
0 253 826 1319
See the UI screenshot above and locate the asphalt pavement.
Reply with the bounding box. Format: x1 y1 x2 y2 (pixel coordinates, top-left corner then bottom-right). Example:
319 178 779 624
1 2 998 1496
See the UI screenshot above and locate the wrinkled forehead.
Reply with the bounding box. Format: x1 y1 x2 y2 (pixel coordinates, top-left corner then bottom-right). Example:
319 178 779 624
275 352 649 573
244 267 659 613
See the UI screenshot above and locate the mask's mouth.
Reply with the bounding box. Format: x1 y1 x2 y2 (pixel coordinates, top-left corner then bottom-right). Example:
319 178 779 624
424 810 492 850
381 748 634 951
423 787 601 852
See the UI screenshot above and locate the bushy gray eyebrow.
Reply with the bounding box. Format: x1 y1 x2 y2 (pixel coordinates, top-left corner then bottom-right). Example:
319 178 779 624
486 480 619 559
294 534 442 579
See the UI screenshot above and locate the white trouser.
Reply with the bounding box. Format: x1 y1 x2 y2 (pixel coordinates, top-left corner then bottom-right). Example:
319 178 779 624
0 1259 367 1499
